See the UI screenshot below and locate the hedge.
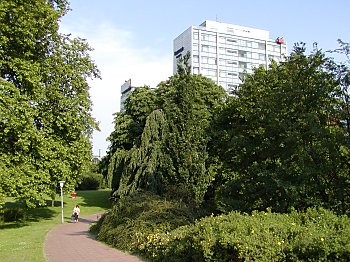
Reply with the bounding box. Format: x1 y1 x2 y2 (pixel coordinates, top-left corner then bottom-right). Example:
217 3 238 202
137 208 350 261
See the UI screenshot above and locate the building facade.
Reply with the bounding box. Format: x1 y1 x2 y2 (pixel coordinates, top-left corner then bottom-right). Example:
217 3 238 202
120 79 135 112
173 20 287 93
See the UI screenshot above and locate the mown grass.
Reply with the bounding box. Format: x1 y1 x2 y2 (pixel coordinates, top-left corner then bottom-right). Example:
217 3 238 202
0 190 111 262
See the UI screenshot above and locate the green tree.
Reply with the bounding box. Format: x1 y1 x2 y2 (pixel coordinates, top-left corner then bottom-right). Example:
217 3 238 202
0 0 100 206
106 63 227 204
157 70 226 203
105 86 158 192
212 44 350 214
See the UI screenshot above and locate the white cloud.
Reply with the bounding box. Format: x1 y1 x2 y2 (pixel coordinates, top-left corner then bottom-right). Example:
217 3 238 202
60 22 173 156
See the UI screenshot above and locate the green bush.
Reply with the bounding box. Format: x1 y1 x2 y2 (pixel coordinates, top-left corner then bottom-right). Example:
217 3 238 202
141 208 350 261
91 190 206 253
78 173 104 190
0 208 26 222
91 190 350 261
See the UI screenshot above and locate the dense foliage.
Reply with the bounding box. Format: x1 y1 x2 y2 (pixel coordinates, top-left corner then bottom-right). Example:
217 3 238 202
104 63 227 204
91 191 350 262
103 44 350 215
139 207 350 262
210 44 350 215
77 162 105 190
95 43 350 260
91 190 209 251
0 0 100 206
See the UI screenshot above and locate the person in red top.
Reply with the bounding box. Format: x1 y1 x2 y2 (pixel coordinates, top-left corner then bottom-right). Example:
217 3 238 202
72 205 80 222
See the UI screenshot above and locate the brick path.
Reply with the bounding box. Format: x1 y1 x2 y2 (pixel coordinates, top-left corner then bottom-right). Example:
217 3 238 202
44 213 145 262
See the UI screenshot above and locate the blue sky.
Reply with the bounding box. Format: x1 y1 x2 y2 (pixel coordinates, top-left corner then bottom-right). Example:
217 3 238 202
60 0 350 157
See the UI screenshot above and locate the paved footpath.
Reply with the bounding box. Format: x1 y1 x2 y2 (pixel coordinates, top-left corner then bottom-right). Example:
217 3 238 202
44 213 145 262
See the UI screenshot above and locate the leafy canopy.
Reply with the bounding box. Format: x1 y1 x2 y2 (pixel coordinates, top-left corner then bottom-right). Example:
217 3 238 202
211 43 350 214
0 0 100 207
105 63 227 204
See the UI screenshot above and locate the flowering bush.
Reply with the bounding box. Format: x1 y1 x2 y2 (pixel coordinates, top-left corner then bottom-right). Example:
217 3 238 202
139 208 350 261
91 191 349 261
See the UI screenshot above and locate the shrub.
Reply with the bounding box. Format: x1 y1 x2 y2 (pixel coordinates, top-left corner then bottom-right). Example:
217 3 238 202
91 190 350 261
91 190 205 254
140 208 350 261
78 173 104 190
0 208 26 222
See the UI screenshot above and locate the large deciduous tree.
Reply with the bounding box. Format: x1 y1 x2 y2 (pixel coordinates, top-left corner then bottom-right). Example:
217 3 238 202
0 0 100 206
211 44 350 214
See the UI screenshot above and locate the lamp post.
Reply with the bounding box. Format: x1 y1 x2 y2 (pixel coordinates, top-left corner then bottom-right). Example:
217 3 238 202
58 181 65 224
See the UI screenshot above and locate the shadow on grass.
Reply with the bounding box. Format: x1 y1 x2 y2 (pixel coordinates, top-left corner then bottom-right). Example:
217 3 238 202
1 200 58 229
26 207 57 222
0 207 56 229
0 221 29 229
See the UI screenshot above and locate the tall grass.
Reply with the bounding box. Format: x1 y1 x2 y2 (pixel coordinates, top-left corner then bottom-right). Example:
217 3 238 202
0 190 111 262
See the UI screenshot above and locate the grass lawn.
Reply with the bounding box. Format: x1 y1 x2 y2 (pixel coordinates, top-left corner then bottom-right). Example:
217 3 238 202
0 190 112 262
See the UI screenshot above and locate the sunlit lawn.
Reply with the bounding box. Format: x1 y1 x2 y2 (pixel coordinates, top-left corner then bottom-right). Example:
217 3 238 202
0 190 111 262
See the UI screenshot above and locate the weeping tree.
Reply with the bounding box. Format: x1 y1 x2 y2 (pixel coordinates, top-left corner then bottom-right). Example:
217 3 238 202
0 0 100 207
106 59 227 204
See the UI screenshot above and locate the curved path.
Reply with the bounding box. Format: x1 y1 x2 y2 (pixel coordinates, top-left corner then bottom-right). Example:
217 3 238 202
44 213 144 262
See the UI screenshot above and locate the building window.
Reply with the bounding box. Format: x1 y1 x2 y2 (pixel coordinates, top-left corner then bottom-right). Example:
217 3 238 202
228 84 238 95
227 49 238 55
228 72 238 77
239 61 247 69
239 72 246 80
193 67 199 74
193 32 199 40
238 50 247 57
201 34 216 42
258 42 265 50
259 53 266 60
228 84 238 88
227 38 237 43
193 55 199 63
227 60 237 65
202 45 209 52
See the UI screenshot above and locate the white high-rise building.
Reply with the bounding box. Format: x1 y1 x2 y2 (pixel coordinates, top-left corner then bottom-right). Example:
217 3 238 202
173 20 287 93
120 79 135 112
